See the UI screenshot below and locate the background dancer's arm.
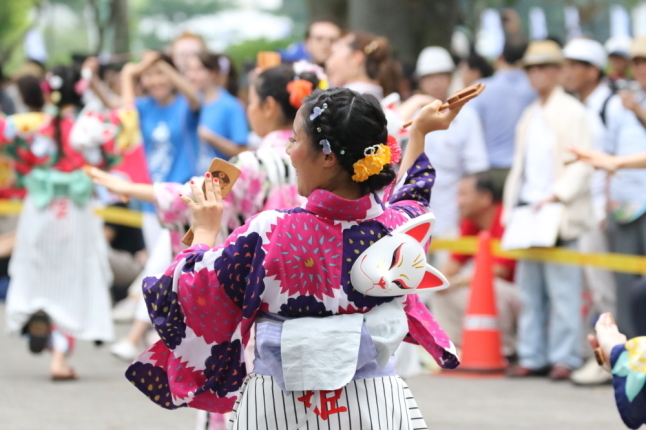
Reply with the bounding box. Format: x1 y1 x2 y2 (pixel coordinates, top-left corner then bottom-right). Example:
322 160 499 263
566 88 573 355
88 168 155 203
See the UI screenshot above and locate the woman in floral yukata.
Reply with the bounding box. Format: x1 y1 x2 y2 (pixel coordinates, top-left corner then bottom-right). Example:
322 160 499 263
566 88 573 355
0 66 134 380
126 87 469 429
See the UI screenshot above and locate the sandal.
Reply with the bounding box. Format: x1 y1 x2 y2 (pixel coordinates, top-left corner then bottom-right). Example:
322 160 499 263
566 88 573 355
51 368 78 381
22 311 51 354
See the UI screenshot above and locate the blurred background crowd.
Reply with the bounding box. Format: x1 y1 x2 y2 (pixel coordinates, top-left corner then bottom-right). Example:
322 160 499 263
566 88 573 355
2 0 646 417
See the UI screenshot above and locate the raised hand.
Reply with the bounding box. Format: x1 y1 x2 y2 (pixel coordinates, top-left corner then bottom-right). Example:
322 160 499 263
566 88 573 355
179 172 223 247
410 98 469 135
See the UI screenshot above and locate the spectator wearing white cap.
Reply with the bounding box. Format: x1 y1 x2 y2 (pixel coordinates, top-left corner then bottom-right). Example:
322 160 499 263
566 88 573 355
505 40 593 381
605 36 632 84
412 46 489 237
469 41 537 197
562 37 621 387
604 36 646 342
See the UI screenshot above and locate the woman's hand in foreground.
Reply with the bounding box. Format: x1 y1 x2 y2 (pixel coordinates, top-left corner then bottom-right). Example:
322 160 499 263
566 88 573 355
180 172 223 247
589 312 627 372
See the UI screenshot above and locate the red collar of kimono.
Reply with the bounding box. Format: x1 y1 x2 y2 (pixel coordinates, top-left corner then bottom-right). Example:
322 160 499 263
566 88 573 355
304 189 385 221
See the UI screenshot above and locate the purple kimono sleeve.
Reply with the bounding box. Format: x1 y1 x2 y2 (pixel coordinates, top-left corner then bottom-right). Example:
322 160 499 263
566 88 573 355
125 220 266 413
387 153 436 218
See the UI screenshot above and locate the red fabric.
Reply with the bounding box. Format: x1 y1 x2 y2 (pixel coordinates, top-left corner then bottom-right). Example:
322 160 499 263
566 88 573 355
110 145 151 184
450 204 516 282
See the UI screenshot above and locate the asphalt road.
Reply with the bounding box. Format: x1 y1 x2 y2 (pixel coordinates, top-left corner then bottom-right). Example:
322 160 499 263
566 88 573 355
0 305 625 430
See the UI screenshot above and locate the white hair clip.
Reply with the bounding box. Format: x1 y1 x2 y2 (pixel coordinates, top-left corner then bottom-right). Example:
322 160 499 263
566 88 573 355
218 56 230 75
320 139 332 155
309 103 328 121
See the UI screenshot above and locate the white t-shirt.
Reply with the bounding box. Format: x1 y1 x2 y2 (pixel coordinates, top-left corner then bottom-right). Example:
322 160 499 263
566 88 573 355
519 105 556 204
424 104 489 235
344 81 384 100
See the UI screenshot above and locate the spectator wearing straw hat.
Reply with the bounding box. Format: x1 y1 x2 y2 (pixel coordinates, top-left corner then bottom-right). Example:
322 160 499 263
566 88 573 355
505 40 594 380
604 36 646 340
562 38 622 386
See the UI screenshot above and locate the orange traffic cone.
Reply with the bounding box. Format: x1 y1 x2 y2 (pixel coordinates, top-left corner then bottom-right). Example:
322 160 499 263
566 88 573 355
458 231 506 372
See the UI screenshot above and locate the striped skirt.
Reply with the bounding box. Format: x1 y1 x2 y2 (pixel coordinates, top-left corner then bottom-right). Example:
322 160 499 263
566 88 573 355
5 197 114 341
227 374 428 430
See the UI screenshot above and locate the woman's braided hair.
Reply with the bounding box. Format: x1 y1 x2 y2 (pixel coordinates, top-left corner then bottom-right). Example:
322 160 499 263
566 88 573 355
301 87 396 193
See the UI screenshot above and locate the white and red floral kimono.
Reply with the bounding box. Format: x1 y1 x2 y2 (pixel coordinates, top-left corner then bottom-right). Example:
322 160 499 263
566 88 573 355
127 153 458 429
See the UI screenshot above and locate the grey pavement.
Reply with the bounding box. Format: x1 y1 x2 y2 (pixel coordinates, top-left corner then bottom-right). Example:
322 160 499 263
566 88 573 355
0 304 626 430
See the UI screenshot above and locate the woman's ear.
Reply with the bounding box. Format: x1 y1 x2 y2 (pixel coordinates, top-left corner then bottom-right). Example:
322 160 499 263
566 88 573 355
350 50 366 69
322 150 340 168
262 95 279 120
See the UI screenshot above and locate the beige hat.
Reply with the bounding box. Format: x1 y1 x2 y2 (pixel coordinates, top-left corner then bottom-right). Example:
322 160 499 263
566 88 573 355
629 36 646 60
522 40 564 67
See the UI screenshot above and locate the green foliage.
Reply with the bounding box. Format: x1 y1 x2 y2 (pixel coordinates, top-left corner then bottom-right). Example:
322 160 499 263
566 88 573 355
0 0 43 56
226 37 299 70
134 0 228 23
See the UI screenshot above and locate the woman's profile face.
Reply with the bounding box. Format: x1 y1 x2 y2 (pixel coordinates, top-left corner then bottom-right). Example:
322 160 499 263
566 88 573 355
246 84 271 138
286 109 326 197
325 35 357 88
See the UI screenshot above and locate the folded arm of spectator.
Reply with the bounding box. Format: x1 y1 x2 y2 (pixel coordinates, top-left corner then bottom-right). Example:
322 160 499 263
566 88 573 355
620 90 646 129
198 125 247 158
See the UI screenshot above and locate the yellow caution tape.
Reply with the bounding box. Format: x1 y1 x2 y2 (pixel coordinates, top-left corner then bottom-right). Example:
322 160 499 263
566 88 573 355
96 206 143 228
1 199 645 274
0 199 143 228
430 237 646 275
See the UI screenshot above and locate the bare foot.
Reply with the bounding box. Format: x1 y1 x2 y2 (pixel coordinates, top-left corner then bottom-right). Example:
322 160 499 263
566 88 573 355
50 349 77 381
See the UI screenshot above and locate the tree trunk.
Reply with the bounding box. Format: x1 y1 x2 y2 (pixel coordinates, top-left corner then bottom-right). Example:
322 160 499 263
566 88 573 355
110 0 129 55
348 0 458 65
308 0 349 28
88 0 106 55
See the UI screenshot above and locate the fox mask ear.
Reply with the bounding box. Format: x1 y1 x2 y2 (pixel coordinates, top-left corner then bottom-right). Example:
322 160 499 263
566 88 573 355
394 212 435 244
418 266 449 291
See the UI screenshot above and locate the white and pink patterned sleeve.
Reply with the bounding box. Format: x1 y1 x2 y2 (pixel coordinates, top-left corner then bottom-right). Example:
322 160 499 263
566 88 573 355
153 181 194 226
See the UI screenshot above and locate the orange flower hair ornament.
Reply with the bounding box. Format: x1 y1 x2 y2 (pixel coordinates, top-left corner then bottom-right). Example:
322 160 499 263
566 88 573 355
352 144 392 182
286 79 314 109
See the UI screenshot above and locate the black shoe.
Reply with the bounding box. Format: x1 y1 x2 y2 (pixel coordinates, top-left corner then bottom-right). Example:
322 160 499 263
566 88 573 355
22 310 51 354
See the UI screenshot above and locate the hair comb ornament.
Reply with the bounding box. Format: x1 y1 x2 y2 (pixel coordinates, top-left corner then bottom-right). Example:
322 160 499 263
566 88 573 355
309 103 328 121
364 40 379 55
319 139 332 155
351 212 449 297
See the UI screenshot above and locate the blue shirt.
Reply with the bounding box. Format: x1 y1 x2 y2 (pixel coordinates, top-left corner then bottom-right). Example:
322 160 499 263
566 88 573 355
136 95 199 211
470 69 537 168
199 89 248 165
605 92 646 205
